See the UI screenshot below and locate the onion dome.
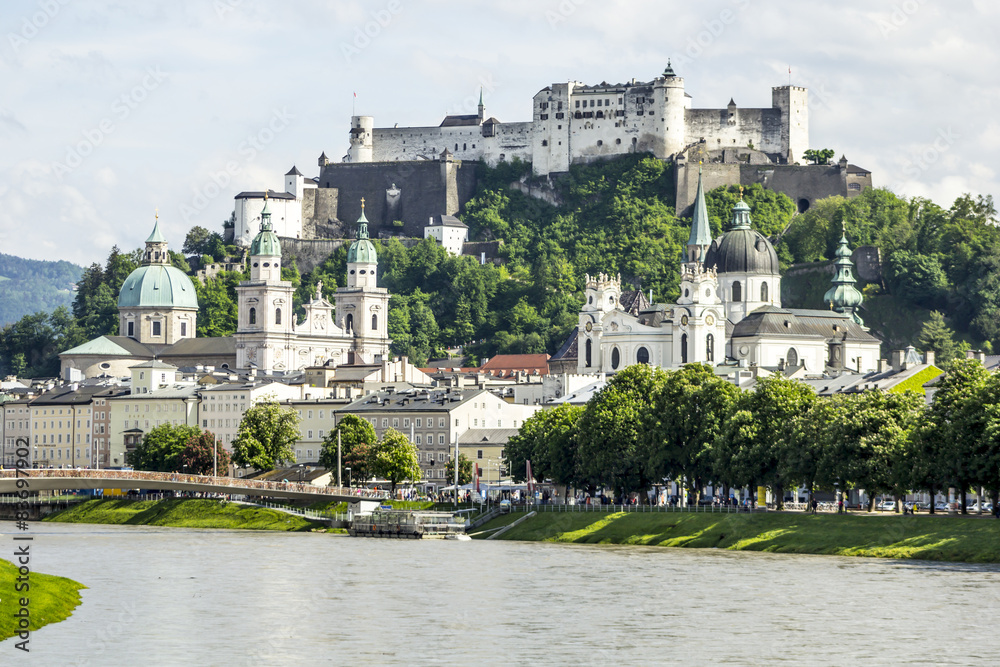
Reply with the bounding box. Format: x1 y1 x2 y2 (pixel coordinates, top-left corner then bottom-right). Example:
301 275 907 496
703 197 780 275
824 231 865 324
347 198 378 265
249 193 281 257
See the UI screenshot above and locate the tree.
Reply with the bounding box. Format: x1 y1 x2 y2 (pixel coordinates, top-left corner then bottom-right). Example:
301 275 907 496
180 431 230 476
446 453 473 486
803 148 835 165
576 364 666 501
127 423 201 472
319 414 377 481
917 311 960 366
231 398 300 472
183 226 212 255
645 364 738 504
372 428 422 495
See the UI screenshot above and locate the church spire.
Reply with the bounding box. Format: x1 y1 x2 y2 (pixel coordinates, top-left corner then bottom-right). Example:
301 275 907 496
730 187 752 230
823 228 865 324
356 197 370 240
142 210 170 265
687 165 712 263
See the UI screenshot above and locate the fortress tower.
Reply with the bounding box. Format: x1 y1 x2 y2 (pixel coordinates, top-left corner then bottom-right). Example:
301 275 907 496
653 61 687 158
347 115 374 163
772 86 809 164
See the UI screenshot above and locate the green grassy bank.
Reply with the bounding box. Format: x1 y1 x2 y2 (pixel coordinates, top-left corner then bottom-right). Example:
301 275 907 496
43 499 323 531
0 559 85 641
481 510 1000 563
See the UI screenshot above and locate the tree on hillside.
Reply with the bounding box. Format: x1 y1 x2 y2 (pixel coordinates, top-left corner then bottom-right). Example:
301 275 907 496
180 431 230 476
445 453 473 486
372 429 421 495
319 414 378 480
231 398 300 472
917 311 961 366
183 226 212 255
194 270 242 337
127 423 201 472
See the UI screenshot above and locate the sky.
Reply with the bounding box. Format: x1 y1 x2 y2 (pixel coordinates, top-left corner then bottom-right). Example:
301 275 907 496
1 0 998 266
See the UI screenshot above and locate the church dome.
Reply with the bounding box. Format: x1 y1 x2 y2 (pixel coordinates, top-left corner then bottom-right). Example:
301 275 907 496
703 198 780 275
118 264 199 309
250 195 281 257
347 204 378 265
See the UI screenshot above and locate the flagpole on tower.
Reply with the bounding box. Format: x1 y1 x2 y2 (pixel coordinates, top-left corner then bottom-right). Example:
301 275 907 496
353 91 356 116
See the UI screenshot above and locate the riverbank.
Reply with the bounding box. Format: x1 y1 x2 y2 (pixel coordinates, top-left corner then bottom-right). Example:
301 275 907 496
0 558 85 641
479 510 1000 563
43 499 324 531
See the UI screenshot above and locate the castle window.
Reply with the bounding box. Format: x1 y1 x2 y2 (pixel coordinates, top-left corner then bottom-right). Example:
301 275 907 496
346 314 354 333
249 308 257 325
732 281 742 302
611 347 620 370
787 348 799 367
848 183 861 191
542 140 548 147
275 308 282 325
463 143 467 151
597 99 602 107
152 321 161 337
590 100 595 107
585 338 592 367
127 321 134 338
636 347 649 365
575 101 580 108
616 138 621 145
455 144 458 151
761 282 769 302
706 334 715 362
372 314 378 331
180 322 187 337
681 334 689 364
597 140 603 146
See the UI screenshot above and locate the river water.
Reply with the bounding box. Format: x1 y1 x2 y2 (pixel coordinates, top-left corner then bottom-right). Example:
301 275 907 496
3 522 1000 665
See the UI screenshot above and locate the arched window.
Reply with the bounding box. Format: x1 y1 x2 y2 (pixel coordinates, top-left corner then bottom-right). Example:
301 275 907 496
732 281 742 302
787 348 799 367
345 314 354 333
372 314 378 331
681 334 689 364
275 308 282 325
249 308 256 325
585 338 592 367
761 281 769 302
611 347 620 370
706 334 715 362
636 347 649 364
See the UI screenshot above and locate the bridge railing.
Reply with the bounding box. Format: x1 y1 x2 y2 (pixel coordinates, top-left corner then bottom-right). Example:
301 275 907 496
0 469 385 500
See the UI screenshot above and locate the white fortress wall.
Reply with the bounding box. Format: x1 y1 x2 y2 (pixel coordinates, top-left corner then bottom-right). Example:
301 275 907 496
235 196 303 246
685 108 784 154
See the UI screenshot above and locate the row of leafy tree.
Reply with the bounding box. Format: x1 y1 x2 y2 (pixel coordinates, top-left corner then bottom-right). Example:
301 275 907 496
506 360 1000 513
127 402 424 495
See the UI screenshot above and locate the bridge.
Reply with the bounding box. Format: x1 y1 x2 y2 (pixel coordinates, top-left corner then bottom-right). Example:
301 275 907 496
0 469 385 502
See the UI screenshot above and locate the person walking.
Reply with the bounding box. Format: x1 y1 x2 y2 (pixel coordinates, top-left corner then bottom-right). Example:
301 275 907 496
811 498 818 515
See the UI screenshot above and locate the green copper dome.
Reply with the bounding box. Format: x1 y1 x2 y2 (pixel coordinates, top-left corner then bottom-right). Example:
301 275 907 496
118 264 199 309
347 203 378 265
824 233 865 324
250 197 281 257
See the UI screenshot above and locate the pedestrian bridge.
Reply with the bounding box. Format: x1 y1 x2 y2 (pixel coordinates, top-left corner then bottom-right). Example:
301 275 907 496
0 469 383 502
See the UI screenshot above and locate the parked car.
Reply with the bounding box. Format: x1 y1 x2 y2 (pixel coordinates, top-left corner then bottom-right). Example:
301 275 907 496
934 502 950 512
878 500 897 511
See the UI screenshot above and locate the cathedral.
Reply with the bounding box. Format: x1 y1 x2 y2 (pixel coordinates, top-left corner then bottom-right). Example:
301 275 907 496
60 198 390 378
575 169 882 375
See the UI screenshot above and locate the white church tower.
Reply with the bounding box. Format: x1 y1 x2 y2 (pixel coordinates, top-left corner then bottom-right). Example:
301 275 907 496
236 194 296 371
577 272 622 373
334 199 391 364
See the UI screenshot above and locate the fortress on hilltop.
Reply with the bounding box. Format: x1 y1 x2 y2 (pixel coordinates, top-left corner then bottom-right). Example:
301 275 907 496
230 64 871 252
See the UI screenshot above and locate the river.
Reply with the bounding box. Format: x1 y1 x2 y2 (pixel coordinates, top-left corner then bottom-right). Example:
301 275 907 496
4 522 999 665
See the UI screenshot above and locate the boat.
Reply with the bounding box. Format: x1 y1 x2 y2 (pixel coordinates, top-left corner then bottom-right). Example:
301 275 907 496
348 508 468 539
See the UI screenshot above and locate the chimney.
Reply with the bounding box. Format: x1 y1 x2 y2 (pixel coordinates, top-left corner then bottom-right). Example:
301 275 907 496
878 359 890 373
924 350 935 366
890 350 905 371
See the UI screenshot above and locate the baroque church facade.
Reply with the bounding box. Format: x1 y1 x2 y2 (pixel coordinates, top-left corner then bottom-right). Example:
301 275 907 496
576 170 881 375
61 198 390 378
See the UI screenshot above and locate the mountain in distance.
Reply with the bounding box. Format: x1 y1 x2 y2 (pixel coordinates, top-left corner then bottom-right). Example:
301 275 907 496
0 253 84 326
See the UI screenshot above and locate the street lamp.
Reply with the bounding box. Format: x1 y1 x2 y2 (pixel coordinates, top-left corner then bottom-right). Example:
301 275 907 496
345 467 351 492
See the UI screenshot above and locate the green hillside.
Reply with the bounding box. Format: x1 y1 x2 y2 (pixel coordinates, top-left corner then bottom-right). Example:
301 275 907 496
0 253 82 326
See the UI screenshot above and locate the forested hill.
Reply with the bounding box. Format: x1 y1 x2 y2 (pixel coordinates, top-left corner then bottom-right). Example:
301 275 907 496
0 254 82 326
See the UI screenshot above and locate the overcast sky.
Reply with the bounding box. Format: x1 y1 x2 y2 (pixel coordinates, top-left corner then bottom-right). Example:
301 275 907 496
1 0 997 265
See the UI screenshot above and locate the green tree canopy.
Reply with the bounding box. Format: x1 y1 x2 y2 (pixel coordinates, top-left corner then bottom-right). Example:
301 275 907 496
372 428 422 495
231 398 300 472
319 414 378 481
180 431 230 476
127 423 202 472
445 453 474 486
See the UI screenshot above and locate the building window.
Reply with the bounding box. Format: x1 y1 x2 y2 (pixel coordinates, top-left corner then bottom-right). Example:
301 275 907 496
439 435 445 444
732 281 742 302
346 314 353 333
372 314 378 331
636 347 649 365
416 418 422 427
585 338 592 367
706 334 715 362
477 450 483 459
152 321 161 336
127 321 134 338
611 347 620 370
761 281 769 302
415 435 422 445
382 419 388 428
180 322 187 337
275 308 282 325
787 348 799 367
249 308 256 325
681 333 689 364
